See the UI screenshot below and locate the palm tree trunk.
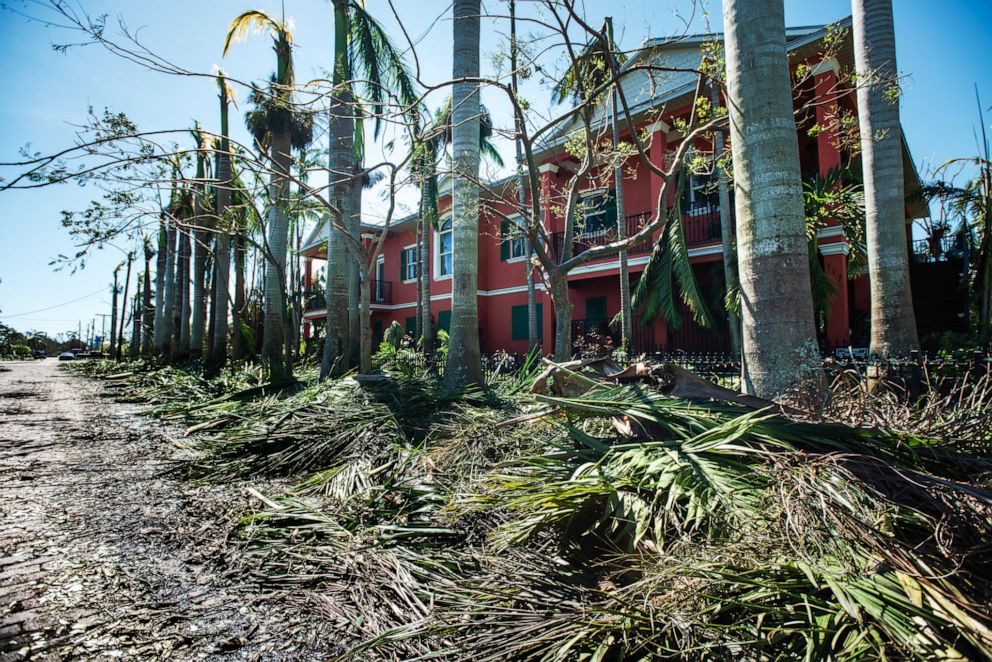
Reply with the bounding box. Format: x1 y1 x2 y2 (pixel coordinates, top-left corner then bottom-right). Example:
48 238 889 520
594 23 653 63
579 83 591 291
177 227 192 360
443 0 484 388
160 217 178 359
853 0 918 357
348 175 362 363
611 89 633 355
153 216 169 356
116 255 132 361
711 86 742 358
724 0 821 398
210 152 233 372
360 274 373 373
130 291 142 360
420 176 436 354
262 128 293 382
232 230 247 361
142 245 154 357
190 220 209 360
109 266 120 358
321 0 355 379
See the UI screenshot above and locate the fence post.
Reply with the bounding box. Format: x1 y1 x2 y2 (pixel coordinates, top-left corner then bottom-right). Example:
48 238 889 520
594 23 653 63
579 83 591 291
909 349 922 399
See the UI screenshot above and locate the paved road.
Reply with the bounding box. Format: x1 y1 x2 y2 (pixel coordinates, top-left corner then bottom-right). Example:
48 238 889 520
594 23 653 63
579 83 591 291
0 360 329 660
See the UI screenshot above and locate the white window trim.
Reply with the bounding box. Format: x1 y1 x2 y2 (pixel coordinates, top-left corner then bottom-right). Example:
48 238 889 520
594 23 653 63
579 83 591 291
504 214 529 263
579 188 609 238
400 243 419 284
433 215 453 281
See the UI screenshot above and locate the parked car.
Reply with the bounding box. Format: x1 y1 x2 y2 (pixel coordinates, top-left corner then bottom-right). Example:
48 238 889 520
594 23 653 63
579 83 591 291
58 352 76 361
33 349 47 359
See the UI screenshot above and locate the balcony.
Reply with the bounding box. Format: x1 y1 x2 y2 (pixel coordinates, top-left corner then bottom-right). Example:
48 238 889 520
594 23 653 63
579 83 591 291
302 280 392 310
370 279 392 304
551 211 653 260
682 200 727 245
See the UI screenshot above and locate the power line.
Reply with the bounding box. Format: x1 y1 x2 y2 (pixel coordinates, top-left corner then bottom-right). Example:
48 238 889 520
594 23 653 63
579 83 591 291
0 287 106 319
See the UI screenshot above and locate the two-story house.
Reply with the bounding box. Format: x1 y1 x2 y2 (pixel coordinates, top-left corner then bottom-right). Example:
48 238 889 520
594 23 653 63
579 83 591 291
300 18 930 357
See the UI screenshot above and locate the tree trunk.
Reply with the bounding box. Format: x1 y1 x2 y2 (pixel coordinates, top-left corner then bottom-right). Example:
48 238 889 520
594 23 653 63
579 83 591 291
420 177 435 354
152 217 169 356
711 86 742 358
611 89 633 355
360 275 373 373
443 0 484 388
142 246 153 357
348 175 362 364
159 218 178 359
232 230 247 361
190 221 209 360
176 227 192 360
130 291 142 360
852 0 919 357
109 267 119 358
724 0 821 398
550 275 572 361
261 125 293 381
116 256 132 361
321 0 355 380
210 156 232 373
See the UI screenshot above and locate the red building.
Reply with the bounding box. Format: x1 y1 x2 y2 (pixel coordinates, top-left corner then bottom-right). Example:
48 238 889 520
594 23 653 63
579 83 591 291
301 19 929 357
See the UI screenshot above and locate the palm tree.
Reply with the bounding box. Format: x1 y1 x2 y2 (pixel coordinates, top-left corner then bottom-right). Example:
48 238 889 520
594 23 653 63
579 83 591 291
852 0 918 357
321 0 422 378
723 0 820 398
443 0 484 387
189 123 212 361
142 236 154 356
209 72 235 373
224 8 308 382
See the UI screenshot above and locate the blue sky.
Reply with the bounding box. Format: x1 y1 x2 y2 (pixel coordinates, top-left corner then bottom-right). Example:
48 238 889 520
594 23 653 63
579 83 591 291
0 0 989 337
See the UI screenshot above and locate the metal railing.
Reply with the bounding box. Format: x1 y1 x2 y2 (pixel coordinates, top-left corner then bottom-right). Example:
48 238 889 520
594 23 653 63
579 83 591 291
551 212 653 260
682 200 727 245
303 290 326 312
912 235 965 263
370 279 392 304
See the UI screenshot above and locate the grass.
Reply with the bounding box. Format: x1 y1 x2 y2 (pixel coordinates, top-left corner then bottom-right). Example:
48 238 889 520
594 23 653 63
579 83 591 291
78 356 992 660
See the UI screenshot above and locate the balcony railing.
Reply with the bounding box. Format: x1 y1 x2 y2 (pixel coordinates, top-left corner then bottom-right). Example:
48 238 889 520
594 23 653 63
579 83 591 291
552 212 653 260
912 235 965 264
682 200 727 245
303 290 325 312
303 281 391 310
370 279 392 304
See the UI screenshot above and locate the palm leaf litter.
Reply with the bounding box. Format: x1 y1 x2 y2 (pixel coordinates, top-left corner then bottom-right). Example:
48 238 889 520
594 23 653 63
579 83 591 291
71 356 992 660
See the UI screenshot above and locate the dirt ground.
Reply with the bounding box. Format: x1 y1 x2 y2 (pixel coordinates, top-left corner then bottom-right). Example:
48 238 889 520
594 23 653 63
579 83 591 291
0 360 333 660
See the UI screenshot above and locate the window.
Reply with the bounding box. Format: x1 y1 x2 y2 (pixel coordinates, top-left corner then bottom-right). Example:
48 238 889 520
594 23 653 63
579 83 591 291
373 256 386 302
500 218 527 262
400 245 418 282
405 316 417 334
579 190 614 236
687 173 717 214
438 309 451 332
511 303 543 341
436 219 453 278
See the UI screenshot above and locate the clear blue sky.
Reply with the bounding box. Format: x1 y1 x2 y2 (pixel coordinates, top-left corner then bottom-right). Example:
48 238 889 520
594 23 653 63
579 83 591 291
1 0 989 337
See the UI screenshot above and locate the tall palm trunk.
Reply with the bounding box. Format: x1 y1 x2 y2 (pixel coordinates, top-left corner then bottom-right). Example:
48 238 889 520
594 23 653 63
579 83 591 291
109 265 120 358
852 0 918 357
210 83 233 373
321 0 354 379
130 290 142 360
232 230 247 361
611 89 633 354
724 0 820 398
443 0 484 388
116 255 132 361
153 215 169 355
349 175 362 364
190 146 210 360
161 216 178 359
711 86 742 357
176 225 192 359
142 244 154 357
550 275 572 361
262 128 293 381
419 174 436 354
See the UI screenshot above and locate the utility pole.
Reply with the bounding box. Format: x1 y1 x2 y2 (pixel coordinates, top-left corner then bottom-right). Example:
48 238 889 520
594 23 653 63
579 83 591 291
96 314 111 352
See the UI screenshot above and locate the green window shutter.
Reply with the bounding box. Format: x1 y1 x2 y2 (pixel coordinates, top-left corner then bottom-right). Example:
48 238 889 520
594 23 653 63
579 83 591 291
586 296 607 326
500 220 510 261
373 320 383 347
399 248 407 281
405 316 417 334
438 309 451 332
511 303 543 340
511 305 527 340
605 189 618 229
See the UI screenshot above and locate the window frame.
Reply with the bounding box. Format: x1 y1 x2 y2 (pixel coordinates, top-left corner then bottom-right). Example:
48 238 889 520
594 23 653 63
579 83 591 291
504 214 528 263
401 243 419 283
434 216 453 280
579 188 610 237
